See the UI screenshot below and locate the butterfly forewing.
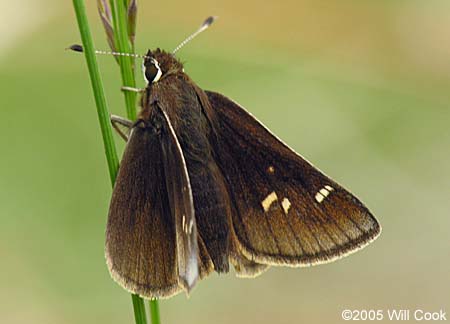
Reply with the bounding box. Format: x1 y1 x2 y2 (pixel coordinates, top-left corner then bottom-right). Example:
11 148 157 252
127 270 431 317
206 91 381 266
106 125 180 298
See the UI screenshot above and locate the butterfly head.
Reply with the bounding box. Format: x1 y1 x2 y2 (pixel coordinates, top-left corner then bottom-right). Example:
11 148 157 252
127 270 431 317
143 49 184 84
142 16 216 84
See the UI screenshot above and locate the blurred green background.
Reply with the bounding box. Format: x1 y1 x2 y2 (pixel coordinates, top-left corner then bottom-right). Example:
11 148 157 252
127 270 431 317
1 0 449 323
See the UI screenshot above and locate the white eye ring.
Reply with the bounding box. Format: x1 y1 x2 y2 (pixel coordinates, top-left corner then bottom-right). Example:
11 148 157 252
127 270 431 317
142 62 147 83
151 59 162 83
142 58 163 84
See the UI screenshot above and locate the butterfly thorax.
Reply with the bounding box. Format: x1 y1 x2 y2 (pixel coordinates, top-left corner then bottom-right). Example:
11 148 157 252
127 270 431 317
139 51 215 166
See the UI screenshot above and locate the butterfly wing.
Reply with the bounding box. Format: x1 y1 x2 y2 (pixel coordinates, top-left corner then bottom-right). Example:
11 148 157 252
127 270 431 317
206 90 381 266
159 108 200 291
106 107 201 298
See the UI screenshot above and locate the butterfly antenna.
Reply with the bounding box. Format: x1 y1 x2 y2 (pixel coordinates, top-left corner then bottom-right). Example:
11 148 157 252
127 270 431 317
66 44 149 59
172 16 217 54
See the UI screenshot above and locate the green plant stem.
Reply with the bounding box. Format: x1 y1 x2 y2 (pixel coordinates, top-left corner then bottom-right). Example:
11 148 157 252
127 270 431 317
109 0 157 322
109 0 137 120
132 294 148 324
149 300 161 324
110 0 161 322
73 1 161 323
72 2 151 324
72 0 119 185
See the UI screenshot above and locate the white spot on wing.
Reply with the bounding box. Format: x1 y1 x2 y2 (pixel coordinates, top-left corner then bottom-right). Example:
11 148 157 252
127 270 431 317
267 166 275 174
261 191 278 211
315 192 325 203
315 185 335 203
281 198 291 214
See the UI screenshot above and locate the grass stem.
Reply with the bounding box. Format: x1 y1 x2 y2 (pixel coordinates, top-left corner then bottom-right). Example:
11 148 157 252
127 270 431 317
132 294 149 324
72 1 158 324
109 0 137 120
109 0 161 322
149 300 161 324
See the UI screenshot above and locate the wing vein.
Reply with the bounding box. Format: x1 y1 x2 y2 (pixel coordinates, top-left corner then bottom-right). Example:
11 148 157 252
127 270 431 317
295 208 329 255
308 200 345 247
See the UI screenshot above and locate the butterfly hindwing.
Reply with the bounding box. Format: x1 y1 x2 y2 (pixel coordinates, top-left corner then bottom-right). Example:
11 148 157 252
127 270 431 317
206 90 381 266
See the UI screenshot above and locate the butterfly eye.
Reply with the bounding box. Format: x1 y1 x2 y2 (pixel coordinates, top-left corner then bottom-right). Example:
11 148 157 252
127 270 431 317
144 59 162 83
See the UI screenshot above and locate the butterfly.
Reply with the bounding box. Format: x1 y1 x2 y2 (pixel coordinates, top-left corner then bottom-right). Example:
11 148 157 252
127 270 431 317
98 17 381 299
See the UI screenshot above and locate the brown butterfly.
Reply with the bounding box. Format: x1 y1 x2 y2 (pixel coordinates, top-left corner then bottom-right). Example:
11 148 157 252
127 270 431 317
81 17 381 299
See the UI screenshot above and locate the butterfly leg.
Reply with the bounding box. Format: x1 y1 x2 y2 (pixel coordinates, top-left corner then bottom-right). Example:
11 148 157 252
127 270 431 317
111 115 133 141
121 86 145 93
